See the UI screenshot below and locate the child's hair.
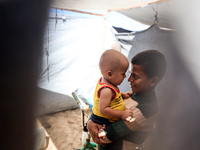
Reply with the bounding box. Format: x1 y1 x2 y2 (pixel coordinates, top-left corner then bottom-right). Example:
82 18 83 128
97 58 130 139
131 50 166 80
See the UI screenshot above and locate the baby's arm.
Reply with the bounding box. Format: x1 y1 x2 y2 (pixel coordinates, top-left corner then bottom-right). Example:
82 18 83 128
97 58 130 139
99 88 133 121
99 88 122 119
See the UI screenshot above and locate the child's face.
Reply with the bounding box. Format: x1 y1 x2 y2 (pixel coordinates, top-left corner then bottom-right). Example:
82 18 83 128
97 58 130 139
128 64 153 94
110 63 128 86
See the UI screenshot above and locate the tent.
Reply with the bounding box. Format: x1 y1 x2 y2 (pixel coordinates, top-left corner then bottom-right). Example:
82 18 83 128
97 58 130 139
36 9 118 115
49 0 176 29
36 0 200 116
51 0 167 10
36 0 174 115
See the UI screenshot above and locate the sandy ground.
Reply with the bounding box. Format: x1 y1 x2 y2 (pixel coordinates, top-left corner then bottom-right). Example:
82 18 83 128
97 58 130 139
38 108 90 150
37 98 135 150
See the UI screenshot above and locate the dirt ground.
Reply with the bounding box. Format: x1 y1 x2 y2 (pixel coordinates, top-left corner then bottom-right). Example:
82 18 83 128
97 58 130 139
38 108 87 150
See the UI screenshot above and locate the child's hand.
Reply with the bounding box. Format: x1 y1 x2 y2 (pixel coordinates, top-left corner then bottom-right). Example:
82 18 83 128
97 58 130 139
121 91 133 99
98 128 106 139
125 116 135 122
121 110 133 121
98 124 106 140
98 128 112 144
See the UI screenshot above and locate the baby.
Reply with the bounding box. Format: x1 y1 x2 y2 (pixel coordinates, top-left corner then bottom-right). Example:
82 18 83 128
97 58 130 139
91 49 133 134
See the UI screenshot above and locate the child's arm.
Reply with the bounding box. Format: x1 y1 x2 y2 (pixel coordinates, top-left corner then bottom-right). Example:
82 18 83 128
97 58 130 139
121 91 133 99
99 88 133 120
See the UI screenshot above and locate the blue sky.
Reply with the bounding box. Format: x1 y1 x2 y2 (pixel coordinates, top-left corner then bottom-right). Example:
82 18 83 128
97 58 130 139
49 8 149 31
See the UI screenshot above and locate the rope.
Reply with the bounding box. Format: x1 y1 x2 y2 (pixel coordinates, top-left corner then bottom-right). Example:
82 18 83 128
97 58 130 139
40 25 50 82
151 4 159 24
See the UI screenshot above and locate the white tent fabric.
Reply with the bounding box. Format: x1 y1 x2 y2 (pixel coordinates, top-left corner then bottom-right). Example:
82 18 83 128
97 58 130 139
117 24 174 94
36 12 119 115
50 0 172 29
51 0 165 10
117 0 174 29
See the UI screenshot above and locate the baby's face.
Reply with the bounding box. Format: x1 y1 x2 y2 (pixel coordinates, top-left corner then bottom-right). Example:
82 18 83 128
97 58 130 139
110 62 129 86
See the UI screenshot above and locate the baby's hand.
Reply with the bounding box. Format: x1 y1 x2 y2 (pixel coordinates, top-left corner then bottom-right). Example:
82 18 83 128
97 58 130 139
121 110 133 121
121 91 133 99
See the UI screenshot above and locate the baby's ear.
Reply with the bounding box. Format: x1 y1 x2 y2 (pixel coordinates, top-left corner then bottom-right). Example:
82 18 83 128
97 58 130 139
107 71 112 77
150 77 160 87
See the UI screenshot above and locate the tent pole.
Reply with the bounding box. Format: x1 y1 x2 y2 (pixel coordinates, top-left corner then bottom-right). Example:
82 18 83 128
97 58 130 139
102 10 107 53
108 0 168 12
98 10 108 79
51 7 103 16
